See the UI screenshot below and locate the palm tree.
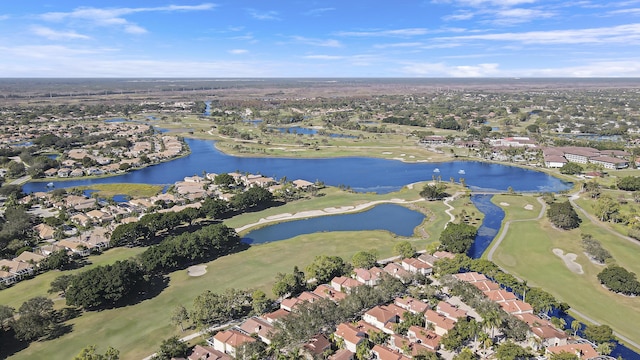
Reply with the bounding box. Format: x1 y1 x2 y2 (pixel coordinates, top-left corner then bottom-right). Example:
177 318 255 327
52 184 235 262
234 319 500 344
482 309 502 340
571 320 582 336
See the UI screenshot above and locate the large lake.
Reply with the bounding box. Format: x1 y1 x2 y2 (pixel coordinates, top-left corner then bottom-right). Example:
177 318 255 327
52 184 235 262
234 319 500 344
23 138 573 194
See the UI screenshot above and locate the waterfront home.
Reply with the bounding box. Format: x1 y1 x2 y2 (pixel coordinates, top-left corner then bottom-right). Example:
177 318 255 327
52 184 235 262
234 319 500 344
484 289 518 303
547 344 598 360
454 271 487 283
499 299 534 315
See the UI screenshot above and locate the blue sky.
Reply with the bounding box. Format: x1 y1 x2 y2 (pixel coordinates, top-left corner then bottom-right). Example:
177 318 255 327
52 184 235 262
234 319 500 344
1 1 639 77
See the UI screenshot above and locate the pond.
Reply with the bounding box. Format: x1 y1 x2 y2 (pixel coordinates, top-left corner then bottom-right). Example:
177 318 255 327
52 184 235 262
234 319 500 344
23 138 573 194
241 203 425 244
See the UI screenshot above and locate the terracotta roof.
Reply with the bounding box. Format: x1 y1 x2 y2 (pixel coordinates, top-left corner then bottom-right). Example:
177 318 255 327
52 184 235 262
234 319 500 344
499 299 534 314
437 301 467 320
213 329 255 348
454 272 487 282
394 296 429 314
335 323 365 346
471 280 500 292
547 344 598 360
484 289 518 303
407 326 441 350
188 345 231 360
329 349 354 360
424 310 456 331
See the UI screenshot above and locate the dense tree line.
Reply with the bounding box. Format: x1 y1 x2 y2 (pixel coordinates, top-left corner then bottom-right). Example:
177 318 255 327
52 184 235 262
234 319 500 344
64 260 148 310
597 265 640 296
0 205 35 258
139 223 241 274
546 201 581 230
617 176 640 191
381 116 426 127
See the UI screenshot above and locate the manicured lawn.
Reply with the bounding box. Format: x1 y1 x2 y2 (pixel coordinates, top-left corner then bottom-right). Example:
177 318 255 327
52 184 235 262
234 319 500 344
491 194 543 222
73 183 164 199
7 231 432 360
492 206 640 350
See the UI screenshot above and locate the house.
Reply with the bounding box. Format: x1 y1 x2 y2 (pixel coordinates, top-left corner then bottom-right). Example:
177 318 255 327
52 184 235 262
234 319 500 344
417 253 440 267
70 213 92 227
331 276 364 293
334 323 366 353
394 296 429 314
86 209 114 224
362 305 399 333
302 333 331 359
34 223 56 240
432 251 455 259
547 343 599 360
382 263 411 282
371 344 411 360
313 284 347 302
424 310 456 336
14 251 46 265
436 301 467 320
485 289 518 303
471 280 500 292
407 326 441 350
187 345 232 360
454 272 487 283
401 258 432 275
238 317 274 344
499 299 534 315
0 270 17 286
353 267 384 286
514 313 568 347
292 179 315 190
39 244 66 256
263 308 290 324
211 329 256 358
57 239 92 257
0 259 34 278
329 349 354 360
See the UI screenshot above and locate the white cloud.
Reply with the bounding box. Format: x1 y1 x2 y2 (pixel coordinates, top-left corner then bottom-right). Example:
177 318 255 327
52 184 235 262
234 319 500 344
229 49 248 54
440 23 640 44
0 15 9 21
247 9 280 21
334 28 429 37
401 62 501 77
39 4 216 34
444 11 475 21
304 8 335 16
373 42 425 49
31 26 91 40
291 36 342 47
303 55 344 60
488 8 556 25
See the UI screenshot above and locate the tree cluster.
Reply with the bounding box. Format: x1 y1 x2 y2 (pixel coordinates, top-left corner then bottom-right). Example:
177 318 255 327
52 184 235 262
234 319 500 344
581 234 612 264
597 265 640 296
546 201 581 230
139 223 241 274
64 260 148 310
420 183 449 201
559 162 582 175
439 223 478 254
617 176 640 191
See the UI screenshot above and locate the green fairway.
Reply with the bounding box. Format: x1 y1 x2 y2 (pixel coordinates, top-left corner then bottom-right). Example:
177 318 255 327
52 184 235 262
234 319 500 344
7 231 432 360
491 200 640 351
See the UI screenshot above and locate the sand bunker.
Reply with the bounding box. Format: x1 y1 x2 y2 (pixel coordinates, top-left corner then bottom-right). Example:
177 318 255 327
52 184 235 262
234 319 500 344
187 265 207 277
552 248 584 274
524 204 534 210
500 202 510 206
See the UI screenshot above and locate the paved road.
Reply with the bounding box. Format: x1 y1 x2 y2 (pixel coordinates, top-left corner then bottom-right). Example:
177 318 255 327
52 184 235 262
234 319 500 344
9 175 31 185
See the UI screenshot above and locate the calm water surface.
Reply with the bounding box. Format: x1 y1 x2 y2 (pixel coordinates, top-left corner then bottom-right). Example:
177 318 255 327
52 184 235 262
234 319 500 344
242 203 425 244
23 138 572 194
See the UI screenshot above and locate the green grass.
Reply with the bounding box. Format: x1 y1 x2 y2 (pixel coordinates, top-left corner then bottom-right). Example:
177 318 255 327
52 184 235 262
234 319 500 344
491 202 640 351
7 232 431 360
72 183 164 199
